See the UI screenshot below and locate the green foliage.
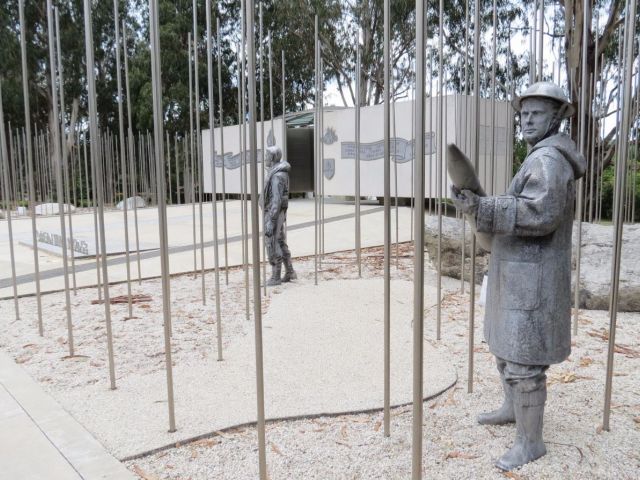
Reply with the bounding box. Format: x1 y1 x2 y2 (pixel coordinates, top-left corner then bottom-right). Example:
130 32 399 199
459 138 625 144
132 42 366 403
599 148 640 223
512 137 527 176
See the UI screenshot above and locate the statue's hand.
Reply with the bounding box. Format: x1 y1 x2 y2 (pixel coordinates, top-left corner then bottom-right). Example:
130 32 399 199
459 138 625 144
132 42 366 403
451 186 479 215
265 221 274 237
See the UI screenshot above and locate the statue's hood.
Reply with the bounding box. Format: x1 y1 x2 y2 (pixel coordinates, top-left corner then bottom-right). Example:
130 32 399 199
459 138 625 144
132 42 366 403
270 160 291 174
532 133 586 179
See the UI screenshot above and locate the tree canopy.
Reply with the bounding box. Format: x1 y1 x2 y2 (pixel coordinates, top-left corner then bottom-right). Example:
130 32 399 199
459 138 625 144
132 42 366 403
0 0 637 183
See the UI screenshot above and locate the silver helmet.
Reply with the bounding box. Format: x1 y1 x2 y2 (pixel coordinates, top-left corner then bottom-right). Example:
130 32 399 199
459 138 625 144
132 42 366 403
512 82 575 118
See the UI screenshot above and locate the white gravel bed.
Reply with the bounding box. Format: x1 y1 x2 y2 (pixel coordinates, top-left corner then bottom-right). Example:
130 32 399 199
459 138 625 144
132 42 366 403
1 243 639 479
127 247 639 479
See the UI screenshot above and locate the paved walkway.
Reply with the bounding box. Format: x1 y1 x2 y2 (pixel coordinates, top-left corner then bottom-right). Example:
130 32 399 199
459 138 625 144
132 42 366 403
0 351 135 480
0 199 412 298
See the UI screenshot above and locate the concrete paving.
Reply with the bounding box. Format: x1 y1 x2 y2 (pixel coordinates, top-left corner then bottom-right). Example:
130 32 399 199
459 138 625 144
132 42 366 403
0 351 135 479
0 198 414 298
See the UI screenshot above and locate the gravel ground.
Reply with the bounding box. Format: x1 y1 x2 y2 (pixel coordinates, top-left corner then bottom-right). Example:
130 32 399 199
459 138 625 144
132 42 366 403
1 242 639 479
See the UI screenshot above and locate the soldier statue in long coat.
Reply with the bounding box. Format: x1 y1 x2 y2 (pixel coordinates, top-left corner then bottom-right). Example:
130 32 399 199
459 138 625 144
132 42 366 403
451 82 586 471
261 146 296 286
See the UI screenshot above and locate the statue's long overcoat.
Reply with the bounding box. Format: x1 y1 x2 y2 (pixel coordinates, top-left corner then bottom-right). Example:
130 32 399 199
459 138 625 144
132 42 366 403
476 133 586 365
261 161 291 263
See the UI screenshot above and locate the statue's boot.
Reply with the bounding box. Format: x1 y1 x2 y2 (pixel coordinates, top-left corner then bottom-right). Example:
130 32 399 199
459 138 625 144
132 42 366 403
266 264 282 286
478 375 515 425
282 258 297 282
495 401 546 471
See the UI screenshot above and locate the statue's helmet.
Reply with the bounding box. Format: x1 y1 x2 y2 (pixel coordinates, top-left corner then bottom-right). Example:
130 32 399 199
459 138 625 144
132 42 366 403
511 82 575 119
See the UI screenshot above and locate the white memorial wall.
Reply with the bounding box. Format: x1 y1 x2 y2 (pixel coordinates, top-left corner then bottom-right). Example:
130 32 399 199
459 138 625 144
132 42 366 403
202 95 512 198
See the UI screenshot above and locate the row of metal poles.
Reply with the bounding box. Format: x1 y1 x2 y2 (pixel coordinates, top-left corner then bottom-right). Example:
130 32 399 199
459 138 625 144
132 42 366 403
0 1 638 479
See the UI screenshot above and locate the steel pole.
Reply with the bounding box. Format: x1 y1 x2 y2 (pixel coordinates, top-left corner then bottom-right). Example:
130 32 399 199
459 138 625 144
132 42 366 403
149 0 176 432
123 22 142 284
188 33 197 277
603 0 637 431
113 0 133 317
217 18 230 286
382 0 391 438
245 1 268 476
468 0 482 394
0 84 20 320
55 7 77 296
206 0 223 360
314 18 319 286
193 0 206 305
435 0 444 341
18 0 43 335
355 38 362 277
573 0 590 335
412 0 426 476
83 0 116 389
47 0 74 356
259 3 267 295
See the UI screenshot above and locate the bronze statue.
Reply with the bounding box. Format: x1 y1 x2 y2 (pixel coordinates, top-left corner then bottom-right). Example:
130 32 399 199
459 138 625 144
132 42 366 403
261 146 295 286
451 82 586 471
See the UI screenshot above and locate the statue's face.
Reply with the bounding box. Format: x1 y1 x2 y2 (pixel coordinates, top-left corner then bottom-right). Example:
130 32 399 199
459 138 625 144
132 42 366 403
521 98 559 145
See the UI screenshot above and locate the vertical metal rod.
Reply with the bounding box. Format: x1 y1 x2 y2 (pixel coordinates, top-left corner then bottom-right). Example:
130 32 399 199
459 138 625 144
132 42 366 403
604 0 636 430
149 0 176 432
410 83 415 244
392 77 399 269
531 3 537 84
268 34 275 149
175 134 180 204
241 25 251 320
55 8 77 296
14 130 24 213
412 0 426 475
573 0 590 336
461 0 470 294
0 84 20 320
468 0 482 394
239 3 250 320
435 0 444 341
281 50 287 160
490 0 497 195
259 3 267 296
537 0 544 81
206 0 223 360
428 52 432 216
83 0 116 389
167 132 172 205
589 14 600 223
18 0 43 335
217 18 230 286
587 73 595 222
632 62 639 224
188 33 197 277
320 58 325 261
193 1 207 305
245 1 268 476
166 132 172 205
113 0 133 317
355 38 362 277
47 0 74 356
382 0 391 438
314 18 319 286
86 137 102 300
123 21 142 284
237 45 247 298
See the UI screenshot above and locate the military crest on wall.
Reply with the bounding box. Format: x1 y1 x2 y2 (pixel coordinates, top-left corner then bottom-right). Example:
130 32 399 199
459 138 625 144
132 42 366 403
323 158 335 179
322 127 338 145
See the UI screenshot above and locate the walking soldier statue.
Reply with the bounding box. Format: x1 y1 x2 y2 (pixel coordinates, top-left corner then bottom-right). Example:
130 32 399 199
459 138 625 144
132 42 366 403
261 146 296 286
